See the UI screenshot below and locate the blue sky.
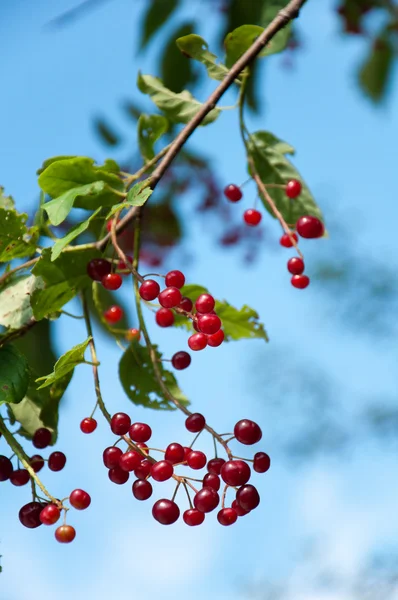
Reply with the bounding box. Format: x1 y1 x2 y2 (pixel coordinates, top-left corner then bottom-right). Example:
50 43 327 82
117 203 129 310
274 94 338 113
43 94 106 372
1 1 398 599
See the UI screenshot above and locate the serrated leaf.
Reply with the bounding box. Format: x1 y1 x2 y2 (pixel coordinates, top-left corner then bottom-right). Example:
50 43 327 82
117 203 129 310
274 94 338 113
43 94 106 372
0 275 44 329
137 73 220 125
106 181 152 219
176 34 232 82
43 182 117 226
0 345 30 405
36 337 91 389
51 208 102 261
94 118 120 146
137 114 169 161
359 34 394 103
0 186 15 209
119 343 189 410
0 208 39 262
140 0 179 49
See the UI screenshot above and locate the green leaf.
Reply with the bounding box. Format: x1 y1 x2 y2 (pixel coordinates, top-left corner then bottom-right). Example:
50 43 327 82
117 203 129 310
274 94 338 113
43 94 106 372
0 345 30 405
214 302 268 342
100 159 121 174
176 34 232 82
37 155 76 175
359 33 394 103
51 208 102 261
0 208 39 263
225 25 265 68
137 114 169 161
140 0 179 49
261 2 292 56
106 181 152 220
35 337 91 389
0 275 44 329
137 73 220 125
119 344 189 410
247 131 323 223
161 23 197 93
0 186 15 209
94 118 120 146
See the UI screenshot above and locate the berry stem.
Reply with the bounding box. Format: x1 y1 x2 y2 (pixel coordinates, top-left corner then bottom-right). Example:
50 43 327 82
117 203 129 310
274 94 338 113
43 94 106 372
110 214 145 284
171 481 181 502
182 481 194 509
221 484 229 509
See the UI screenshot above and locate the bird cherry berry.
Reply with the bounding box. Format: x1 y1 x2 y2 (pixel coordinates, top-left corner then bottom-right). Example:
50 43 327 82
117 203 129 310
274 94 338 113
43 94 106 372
134 459 152 480
158 286 182 309
10 469 30 486
136 442 149 454
183 508 205 526
236 484 260 511
80 417 97 434
108 466 130 485
119 450 141 472
198 314 221 335
187 450 207 470
179 296 193 313
117 255 133 274
165 443 185 464
207 329 225 347
171 351 191 370
296 215 324 239
207 458 226 475
126 328 141 342
291 274 310 289
285 179 302 198
110 412 131 435
40 504 61 525
183 447 193 462
220 460 251 486
165 270 185 289
193 487 220 513
217 507 238 526
139 279 160 301
0 455 13 481
152 499 180 525
280 232 298 248
151 460 174 482
232 499 250 517
48 451 67 472
185 413 206 433
30 455 45 473
253 452 271 473
132 479 153 501
155 308 175 327
87 258 112 281
195 294 215 314
203 473 221 491
188 333 207 351
69 489 91 510
101 273 122 290
103 446 123 469
55 524 76 543
129 422 152 443
243 209 262 227
104 305 123 324
224 184 242 202
19 502 45 528
234 419 262 445
32 427 52 449
287 257 305 275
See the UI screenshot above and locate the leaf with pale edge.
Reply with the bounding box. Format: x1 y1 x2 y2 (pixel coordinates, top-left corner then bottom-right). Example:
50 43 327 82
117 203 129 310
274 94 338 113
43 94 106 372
0 345 30 405
138 114 169 161
0 275 44 329
51 208 102 261
176 34 233 82
0 208 38 263
35 337 91 389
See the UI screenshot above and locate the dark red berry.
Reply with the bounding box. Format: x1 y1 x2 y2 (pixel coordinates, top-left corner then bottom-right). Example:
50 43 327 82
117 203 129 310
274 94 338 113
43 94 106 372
287 257 305 275
152 499 180 525
187 450 207 470
194 487 220 513
158 286 182 309
236 484 260 511
183 508 205 526
171 351 191 370
119 450 141 472
40 504 61 525
285 179 302 198
151 460 173 482
155 308 174 327
108 466 130 485
102 273 122 290
195 294 215 314
103 446 123 469
134 459 152 479
243 209 262 226
234 419 262 445
296 216 324 239
104 305 123 323
232 499 250 517
203 473 221 491
80 417 97 434
217 507 238 526
188 333 207 351
207 458 226 475
139 279 160 301
126 328 140 342
179 296 193 313
30 455 44 473
224 184 242 202
198 314 221 335
254 452 271 473
10 469 30 486
165 270 185 289
111 412 131 435
207 329 225 347
48 451 66 472
136 442 149 454
129 422 152 443
291 274 310 289
220 460 251 486
165 443 185 465
0 455 13 481
55 524 76 543
185 413 206 433
69 489 91 510
87 258 112 281
280 232 298 248
19 502 45 528
132 479 153 500
33 428 52 449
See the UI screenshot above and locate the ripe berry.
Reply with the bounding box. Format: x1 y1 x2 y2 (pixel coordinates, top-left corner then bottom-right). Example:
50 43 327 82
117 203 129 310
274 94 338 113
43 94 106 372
183 447 193 462
139 279 160 301
108 466 130 485
185 413 206 433
33 427 52 449
10 469 30 486
104 305 123 323
103 446 122 469
243 209 262 227
165 443 185 464
280 232 298 248
165 270 185 289
111 412 131 435
69 489 91 510
194 487 220 513
155 308 174 327
234 419 262 445
151 460 174 482
291 274 310 289
0 455 13 481
171 351 191 370
40 504 61 525
232 499 250 517
224 184 242 202
287 257 305 275
136 442 149 454
179 296 193 313
119 450 141 472
187 451 207 470
183 508 205 526
203 473 221 491
134 459 152 479
80 417 97 434
198 314 221 335
30 455 45 473
101 273 122 290
126 328 141 342
158 286 182 309
188 333 207 351
207 458 226 475
217 507 238 526
19 502 45 528
117 255 133 274
207 329 225 347
87 258 112 281
48 451 67 472
285 179 302 198
55 524 76 543
236 484 260 511
129 422 152 443
132 479 153 501
253 452 271 473
195 294 215 314
220 460 251 486
296 215 324 239
152 499 180 525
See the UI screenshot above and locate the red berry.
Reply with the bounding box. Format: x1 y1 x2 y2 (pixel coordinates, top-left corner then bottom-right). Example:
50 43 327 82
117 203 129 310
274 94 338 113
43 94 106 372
155 307 175 327
134 459 152 479
103 446 123 469
243 209 262 226
0 455 13 481
10 469 30 486
179 296 193 313
126 328 141 342
217 507 238 526
101 273 122 290
139 279 160 301
132 479 153 501
171 351 191 370
194 487 220 513
220 460 251 486
106 218 117 232
48 451 67 472
32 427 52 449
203 473 221 491
158 286 182 309
119 450 141 472
80 417 97 434
111 412 131 435
136 442 149 454
291 274 310 289
40 504 61 525
117 255 133 274
280 232 298 248
108 466 130 485
253 452 271 473
187 450 207 470
236 484 260 511
285 179 302 198
87 258 112 281
19 502 45 528
195 294 215 314
296 216 324 239
183 508 205 526
287 257 305 275
224 184 242 202
165 443 185 464
69 489 91 510
207 329 225 347
151 460 174 482
30 455 45 473
129 422 152 443
234 419 262 445
183 447 193 462
165 270 185 289
232 499 250 517
198 314 221 335
185 413 206 433
104 305 123 323
207 458 226 475
152 499 180 525
188 333 207 351
55 524 76 543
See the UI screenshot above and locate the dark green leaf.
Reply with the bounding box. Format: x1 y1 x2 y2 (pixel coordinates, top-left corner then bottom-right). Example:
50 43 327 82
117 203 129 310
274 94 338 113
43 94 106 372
176 34 232 82
94 118 121 146
51 208 102 261
137 114 169 161
161 23 197 93
0 186 15 209
140 0 179 49
36 337 91 389
0 275 44 329
37 155 76 175
0 345 30 405
0 208 39 263
359 33 394 102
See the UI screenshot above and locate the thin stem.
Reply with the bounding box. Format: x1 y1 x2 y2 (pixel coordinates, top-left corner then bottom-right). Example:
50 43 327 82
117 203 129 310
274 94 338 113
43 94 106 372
123 144 172 188
0 257 40 286
110 212 144 283
182 481 194 509
171 481 181 502
59 310 85 319
221 484 229 509
189 430 203 449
